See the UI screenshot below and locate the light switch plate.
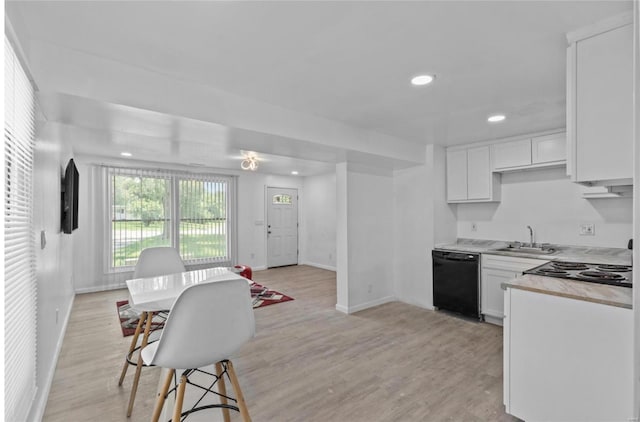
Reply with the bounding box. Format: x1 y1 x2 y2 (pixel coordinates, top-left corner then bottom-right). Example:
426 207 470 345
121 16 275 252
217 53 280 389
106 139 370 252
579 224 595 236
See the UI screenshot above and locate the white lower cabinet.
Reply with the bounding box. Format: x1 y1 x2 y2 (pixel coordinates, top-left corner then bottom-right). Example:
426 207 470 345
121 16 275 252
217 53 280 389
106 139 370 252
480 254 547 325
504 288 633 421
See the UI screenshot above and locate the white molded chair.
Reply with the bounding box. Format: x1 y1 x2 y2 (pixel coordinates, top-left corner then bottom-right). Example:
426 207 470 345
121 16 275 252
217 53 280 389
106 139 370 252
142 278 255 422
133 246 186 279
119 247 186 417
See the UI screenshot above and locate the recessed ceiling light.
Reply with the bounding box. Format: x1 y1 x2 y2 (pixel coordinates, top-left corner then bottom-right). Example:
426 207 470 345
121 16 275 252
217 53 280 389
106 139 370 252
411 74 435 86
291 171 299 175
120 152 132 157
487 114 506 123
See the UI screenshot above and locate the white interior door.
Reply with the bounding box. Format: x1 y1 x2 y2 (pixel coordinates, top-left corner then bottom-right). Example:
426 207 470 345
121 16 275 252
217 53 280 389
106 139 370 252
266 187 298 268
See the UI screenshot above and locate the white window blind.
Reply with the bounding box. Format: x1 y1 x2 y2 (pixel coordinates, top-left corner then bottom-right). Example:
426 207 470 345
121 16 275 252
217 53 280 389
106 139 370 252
4 36 37 421
107 167 235 270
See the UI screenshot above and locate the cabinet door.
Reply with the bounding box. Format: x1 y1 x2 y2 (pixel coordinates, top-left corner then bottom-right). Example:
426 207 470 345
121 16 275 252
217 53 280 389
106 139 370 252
492 139 532 170
466 146 491 200
481 268 515 320
531 132 566 164
446 149 467 201
507 288 633 421
575 24 633 182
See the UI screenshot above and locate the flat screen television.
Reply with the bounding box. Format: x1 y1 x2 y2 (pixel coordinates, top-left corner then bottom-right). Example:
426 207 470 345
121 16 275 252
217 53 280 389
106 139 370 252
61 158 79 234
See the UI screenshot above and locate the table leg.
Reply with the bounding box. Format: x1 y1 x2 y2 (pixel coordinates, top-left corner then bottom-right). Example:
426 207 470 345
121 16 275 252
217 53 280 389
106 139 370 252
127 311 154 417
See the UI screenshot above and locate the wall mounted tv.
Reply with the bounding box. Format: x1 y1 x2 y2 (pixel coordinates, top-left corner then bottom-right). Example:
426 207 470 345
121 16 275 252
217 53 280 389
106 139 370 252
61 158 79 234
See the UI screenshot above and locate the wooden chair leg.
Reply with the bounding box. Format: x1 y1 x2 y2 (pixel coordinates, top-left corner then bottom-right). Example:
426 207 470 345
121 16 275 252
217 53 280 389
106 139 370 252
172 374 187 422
151 368 175 422
226 360 252 422
216 362 231 422
127 312 154 417
118 311 146 386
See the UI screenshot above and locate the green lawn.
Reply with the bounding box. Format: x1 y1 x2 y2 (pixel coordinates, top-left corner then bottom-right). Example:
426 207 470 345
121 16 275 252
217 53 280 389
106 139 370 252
112 220 227 267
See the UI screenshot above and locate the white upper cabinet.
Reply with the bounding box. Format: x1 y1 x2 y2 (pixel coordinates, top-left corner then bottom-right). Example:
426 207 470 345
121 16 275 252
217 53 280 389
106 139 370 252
492 132 566 172
531 132 566 164
446 145 500 203
567 14 633 185
492 139 532 170
446 149 468 201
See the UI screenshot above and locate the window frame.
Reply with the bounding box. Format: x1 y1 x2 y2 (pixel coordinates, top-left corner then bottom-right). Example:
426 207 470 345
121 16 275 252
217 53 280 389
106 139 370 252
105 167 237 273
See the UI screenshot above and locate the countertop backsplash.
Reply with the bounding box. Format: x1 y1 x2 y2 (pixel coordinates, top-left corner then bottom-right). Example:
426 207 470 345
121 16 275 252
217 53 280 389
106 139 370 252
455 168 633 249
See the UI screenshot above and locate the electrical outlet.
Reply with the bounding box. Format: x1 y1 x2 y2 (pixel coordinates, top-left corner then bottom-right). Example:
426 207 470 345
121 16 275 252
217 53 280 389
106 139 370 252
580 224 595 236
367 284 373 294
471 222 478 232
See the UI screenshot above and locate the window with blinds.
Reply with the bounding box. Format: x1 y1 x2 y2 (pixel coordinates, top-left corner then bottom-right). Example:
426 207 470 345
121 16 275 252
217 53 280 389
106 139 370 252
5 36 37 421
107 167 235 270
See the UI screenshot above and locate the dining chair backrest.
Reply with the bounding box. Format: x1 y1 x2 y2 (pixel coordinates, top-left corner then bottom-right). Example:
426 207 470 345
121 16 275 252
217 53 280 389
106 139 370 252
145 278 255 369
134 247 186 279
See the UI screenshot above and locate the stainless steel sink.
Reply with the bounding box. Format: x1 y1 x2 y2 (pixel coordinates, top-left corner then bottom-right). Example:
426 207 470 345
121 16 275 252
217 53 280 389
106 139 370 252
494 246 556 255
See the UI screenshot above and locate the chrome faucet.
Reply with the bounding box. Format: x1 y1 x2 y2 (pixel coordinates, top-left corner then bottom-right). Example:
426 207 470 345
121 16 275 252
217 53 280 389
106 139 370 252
526 225 534 248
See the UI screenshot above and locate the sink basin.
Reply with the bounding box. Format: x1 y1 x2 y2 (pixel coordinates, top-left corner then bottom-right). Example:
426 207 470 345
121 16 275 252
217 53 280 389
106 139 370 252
494 247 556 255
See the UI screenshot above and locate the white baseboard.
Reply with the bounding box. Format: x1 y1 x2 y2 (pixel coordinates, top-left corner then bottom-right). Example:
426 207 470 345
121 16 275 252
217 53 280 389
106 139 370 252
28 294 75 422
251 265 268 271
335 303 349 314
75 282 127 294
335 296 396 314
300 261 336 272
348 296 396 313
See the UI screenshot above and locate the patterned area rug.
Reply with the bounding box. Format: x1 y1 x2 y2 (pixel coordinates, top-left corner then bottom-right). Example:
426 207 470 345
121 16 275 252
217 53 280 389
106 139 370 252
116 282 294 337
250 282 294 309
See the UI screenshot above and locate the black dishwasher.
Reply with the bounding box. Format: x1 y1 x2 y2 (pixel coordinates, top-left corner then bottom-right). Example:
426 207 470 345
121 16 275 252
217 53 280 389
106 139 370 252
432 249 480 320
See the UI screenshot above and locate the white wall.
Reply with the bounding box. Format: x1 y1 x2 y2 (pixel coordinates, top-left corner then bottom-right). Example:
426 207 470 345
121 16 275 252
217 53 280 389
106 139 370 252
335 163 349 312
393 145 456 309
300 172 336 270
236 172 304 270
346 169 395 310
456 167 633 248
29 123 76 421
335 164 395 313
72 156 306 292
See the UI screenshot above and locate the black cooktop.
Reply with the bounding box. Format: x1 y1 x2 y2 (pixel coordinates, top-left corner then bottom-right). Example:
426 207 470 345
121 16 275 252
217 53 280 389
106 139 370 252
524 261 632 288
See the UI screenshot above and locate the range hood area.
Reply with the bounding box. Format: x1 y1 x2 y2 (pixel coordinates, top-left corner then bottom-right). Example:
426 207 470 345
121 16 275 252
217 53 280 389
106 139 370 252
581 185 633 199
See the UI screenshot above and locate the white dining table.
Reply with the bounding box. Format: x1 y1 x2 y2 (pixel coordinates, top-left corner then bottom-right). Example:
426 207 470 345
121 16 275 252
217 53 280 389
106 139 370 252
126 266 248 311
121 266 249 416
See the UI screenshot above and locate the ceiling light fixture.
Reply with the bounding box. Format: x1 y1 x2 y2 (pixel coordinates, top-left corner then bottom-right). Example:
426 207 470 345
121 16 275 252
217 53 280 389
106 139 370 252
411 74 435 86
487 114 506 123
120 152 132 157
291 171 299 175
240 154 259 171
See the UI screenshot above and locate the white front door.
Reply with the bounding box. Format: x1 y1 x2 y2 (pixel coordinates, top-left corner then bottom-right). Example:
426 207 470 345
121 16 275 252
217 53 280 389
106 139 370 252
266 187 298 268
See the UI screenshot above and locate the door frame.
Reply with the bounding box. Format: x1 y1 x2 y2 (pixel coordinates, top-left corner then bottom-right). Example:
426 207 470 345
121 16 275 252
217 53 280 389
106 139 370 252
264 186 299 268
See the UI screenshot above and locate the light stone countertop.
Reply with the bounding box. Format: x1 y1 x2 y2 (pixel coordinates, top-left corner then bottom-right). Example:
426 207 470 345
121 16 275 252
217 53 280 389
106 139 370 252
502 274 632 309
435 238 632 265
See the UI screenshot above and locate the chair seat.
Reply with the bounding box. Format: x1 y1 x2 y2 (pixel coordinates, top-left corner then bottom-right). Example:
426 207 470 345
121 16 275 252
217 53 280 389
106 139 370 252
141 341 158 366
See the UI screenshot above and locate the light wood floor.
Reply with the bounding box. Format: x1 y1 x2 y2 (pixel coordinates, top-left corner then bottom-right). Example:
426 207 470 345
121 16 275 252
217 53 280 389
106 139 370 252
43 265 519 422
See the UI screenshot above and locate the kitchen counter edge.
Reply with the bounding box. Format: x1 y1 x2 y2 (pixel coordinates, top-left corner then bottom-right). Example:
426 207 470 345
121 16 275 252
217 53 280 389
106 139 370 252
501 274 632 309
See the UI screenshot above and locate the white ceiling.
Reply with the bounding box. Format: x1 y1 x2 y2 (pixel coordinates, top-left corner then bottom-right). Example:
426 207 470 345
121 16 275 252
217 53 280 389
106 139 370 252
6 0 633 175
